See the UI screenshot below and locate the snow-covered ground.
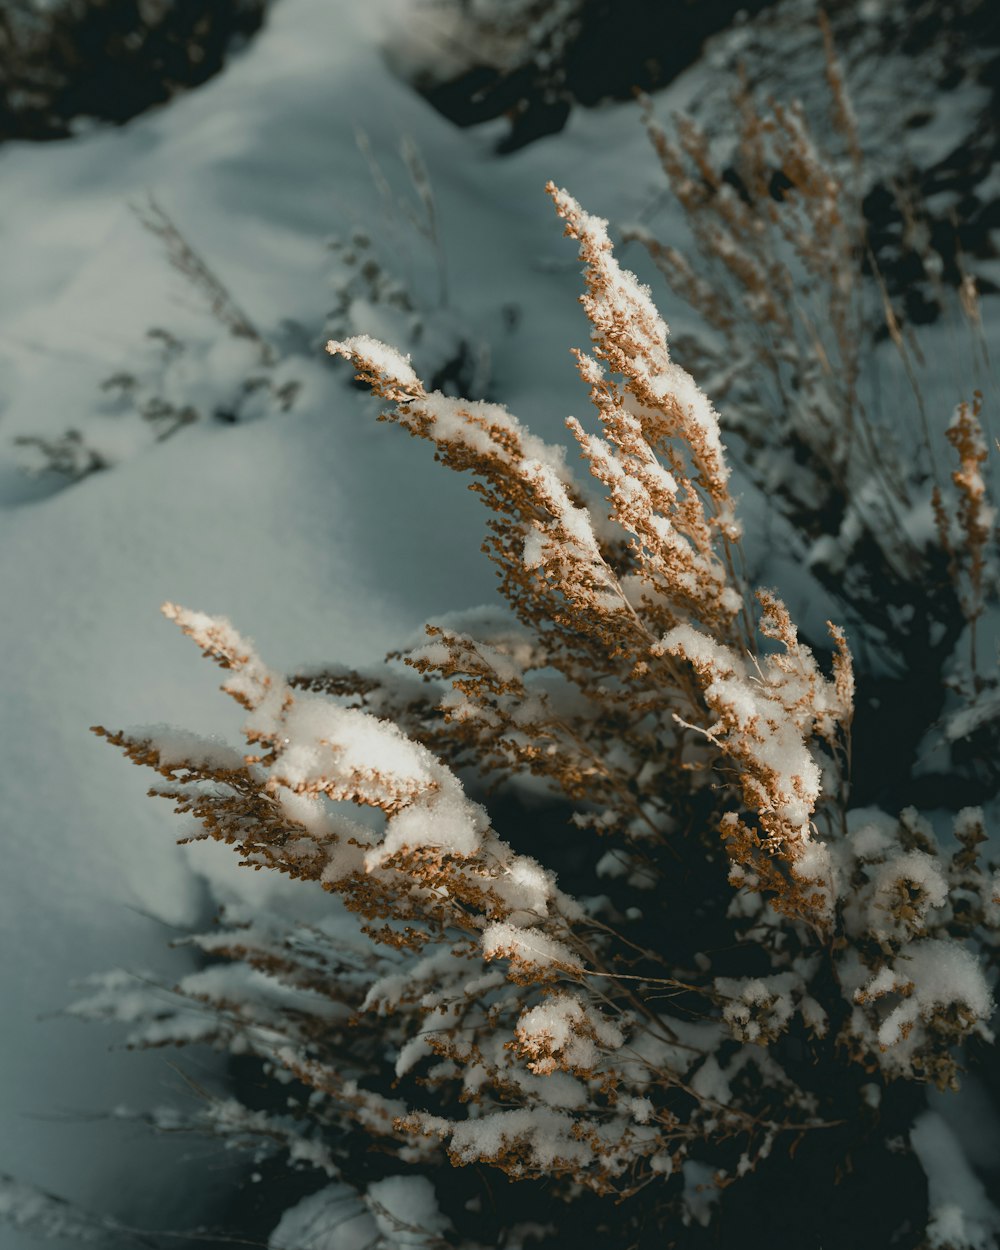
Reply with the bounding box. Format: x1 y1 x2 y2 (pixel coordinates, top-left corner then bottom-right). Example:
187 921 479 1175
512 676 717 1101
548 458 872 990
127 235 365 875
0 0 997 1245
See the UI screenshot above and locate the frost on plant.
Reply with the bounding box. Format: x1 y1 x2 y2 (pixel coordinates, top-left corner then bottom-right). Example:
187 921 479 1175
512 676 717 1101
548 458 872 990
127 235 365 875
88 187 999 1247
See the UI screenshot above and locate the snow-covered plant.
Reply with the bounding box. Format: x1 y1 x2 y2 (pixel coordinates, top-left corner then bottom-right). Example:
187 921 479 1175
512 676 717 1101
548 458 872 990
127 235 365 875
17 324 299 484
14 202 301 485
101 322 299 432
15 147 492 489
82 184 1000 1249
110 200 302 427
625 38 983 678
934 393 1000 780
13 427 109 482
625 33 1000 825
934 395 995 686
325 133 493 398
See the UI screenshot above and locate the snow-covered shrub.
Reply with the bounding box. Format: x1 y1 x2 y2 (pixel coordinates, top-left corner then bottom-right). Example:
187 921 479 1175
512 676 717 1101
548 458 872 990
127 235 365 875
625 62 933 647
625 37 1000 799
79 185 1000 1250
17 328 299 485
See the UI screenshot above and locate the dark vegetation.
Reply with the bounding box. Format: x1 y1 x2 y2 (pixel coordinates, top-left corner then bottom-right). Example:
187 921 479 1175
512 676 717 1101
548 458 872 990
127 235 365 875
0 0 267 142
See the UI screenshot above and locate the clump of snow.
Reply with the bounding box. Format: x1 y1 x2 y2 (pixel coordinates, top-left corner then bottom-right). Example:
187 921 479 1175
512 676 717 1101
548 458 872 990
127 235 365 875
273 696 434 798
326 335 419 388
269 1183 376 1250
857 939 994 1050
681 1160 721 1228
447 1107 593 1173
911 1111 1000 1250
128 725 247 772
378 787 490 862
714 971 824 1044
515 992 625 1073
480 922 582 975
366 1175 451 1248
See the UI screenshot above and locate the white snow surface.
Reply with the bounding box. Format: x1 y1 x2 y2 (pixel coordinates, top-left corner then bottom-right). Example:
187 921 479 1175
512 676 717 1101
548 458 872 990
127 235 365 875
366 1175 451 1247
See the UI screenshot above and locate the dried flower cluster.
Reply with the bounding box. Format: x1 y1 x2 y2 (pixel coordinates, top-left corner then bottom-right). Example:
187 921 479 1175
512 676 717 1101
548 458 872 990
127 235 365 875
87 185 999 1247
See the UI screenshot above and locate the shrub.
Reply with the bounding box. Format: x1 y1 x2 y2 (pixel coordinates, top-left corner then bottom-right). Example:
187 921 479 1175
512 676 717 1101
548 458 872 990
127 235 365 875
625 51 950 668
625 30 1000 811
0 0 267 143
75 183 1000 1250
